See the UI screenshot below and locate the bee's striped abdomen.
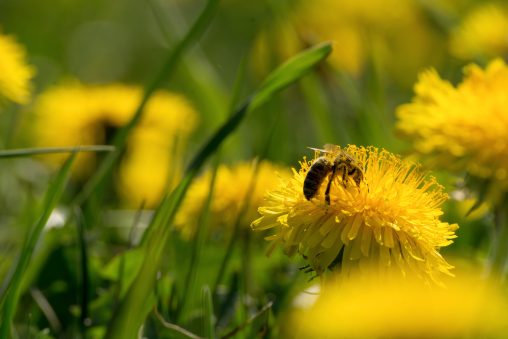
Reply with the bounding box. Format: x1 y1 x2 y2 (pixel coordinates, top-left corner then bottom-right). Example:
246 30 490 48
303 157 333 200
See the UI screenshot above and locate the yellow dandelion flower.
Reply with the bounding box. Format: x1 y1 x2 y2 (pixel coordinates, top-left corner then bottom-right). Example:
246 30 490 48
252 145 458 283
32 81 198 206
0 32 35 104
176 161 291 239
286 274 508 338
396 59 508 202
450 4 508 60
253 0 443 84
287 271 508 338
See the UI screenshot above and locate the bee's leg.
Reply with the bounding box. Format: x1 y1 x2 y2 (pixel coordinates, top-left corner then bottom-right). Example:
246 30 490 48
324 164 338 204
349 168 361 186
339 164 348 188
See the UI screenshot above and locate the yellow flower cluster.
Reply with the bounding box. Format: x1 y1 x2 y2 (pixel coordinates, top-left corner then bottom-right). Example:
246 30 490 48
0 32 35 104
396 59 508 201
288 271 508 338
252 145 457 283
176 161 291 239
33 82 198 206
450 3 508 60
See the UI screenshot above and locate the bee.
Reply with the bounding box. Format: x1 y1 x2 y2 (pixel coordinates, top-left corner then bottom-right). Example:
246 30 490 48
303 145 364 204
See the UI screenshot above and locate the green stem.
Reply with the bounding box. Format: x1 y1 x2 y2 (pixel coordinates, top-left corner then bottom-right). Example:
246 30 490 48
212 219 241 295
241 230 252 299
74 208 90 333
490 195 508 281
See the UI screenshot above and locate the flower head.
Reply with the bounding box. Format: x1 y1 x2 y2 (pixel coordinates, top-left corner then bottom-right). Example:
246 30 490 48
0 32 35 104
287 270 508 338
33 81 198 206
450 4 508 60
252 145 457 283
176 160 291 239
396 59 508 202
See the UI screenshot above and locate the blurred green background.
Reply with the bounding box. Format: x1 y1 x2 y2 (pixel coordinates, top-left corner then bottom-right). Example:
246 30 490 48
0 0 503 337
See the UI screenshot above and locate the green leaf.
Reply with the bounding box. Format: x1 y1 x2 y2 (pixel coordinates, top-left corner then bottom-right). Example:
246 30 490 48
106 42 332 339
0 152 77 337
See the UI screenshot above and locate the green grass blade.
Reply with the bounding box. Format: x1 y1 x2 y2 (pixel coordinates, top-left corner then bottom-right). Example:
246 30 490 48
228 53 249 114
177 155 219 320
185 102 249 173
249 41 332 111
0 152 77 337
202 286 215 339
106 42 332 339
106 176 193 339
148 0 229 124
0 145 114 158
74 0 221 205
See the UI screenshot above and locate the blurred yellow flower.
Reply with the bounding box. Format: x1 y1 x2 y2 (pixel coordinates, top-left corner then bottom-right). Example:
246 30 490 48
117 142 180 208
287 271 508 338
176 160 291 239
252 145 457 283
33 82 198 206
450 3 508 60
0 32 35 104
254 0 443 84
396 59 508 202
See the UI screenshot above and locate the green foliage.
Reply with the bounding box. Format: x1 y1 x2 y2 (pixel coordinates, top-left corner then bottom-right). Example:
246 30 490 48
0 152 76 337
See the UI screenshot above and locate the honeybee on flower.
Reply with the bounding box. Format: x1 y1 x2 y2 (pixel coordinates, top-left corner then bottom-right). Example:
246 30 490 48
303 144 364 204
252 145 458 284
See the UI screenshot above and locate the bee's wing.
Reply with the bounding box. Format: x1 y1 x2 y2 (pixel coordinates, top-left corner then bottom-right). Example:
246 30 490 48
323 144 340 153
